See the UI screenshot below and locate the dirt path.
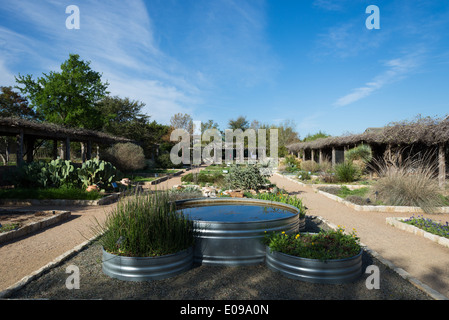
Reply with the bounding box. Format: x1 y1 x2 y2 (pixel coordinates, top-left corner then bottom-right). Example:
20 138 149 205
270 174 449 299
1 168 448 299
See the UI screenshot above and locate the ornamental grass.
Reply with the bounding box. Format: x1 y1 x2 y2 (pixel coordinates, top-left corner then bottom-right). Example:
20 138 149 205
94 190 196 257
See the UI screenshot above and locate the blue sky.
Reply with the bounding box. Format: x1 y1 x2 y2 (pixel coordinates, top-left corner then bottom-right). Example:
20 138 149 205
1 0 449 139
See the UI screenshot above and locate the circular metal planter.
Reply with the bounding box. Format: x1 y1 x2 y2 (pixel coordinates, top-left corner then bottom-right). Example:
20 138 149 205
102 246 194 281
265 246 363 284
176 198 305 266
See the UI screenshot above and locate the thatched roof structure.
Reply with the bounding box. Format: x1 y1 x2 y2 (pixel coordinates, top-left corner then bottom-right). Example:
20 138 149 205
288 116 449 152
0 117 132 144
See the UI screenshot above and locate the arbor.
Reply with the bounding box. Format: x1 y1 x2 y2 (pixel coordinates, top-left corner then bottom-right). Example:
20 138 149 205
15 53 109 129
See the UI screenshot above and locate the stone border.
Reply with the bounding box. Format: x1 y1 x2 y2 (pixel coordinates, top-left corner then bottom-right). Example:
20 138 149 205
0 210 71 244
276 173 449 214
0 192 121 207
1 214 447 300
386 217 449 249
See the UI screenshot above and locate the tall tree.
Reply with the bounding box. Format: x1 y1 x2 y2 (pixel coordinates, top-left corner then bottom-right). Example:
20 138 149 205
15 53 109 129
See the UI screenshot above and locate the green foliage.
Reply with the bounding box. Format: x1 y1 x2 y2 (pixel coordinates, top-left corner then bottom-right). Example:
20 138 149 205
156 153 183 169
263 227 361 261
16 161 50 188
249 192 307 218
95 191 196 257
181 171 224 184
226 165 268 191
47 159 78 188
78 158 122 189
334 161 360 182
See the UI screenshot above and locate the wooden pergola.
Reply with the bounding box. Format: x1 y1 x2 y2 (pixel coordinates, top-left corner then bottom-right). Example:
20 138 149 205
0 117 132 165
287 118 449 187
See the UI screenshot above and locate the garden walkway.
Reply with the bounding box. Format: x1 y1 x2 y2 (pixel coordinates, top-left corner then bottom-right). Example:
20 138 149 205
1 167 448 300
270 173 449 299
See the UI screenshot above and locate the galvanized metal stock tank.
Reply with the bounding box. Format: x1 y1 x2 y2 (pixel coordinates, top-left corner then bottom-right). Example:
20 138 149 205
265 246 363 284
102 246 194 281
175 198 304 266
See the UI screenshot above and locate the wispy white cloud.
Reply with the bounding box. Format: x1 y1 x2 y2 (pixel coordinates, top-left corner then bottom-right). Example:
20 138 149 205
312 0 351 12
334 53 423 107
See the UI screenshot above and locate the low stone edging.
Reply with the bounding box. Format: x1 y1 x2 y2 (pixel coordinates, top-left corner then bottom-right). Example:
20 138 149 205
386 217 449 249
0 192 121 207
0 210 71 244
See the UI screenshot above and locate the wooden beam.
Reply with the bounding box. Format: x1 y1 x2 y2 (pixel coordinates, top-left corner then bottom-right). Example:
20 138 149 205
332 147 337 167
16 130 24 166
439 142 446 188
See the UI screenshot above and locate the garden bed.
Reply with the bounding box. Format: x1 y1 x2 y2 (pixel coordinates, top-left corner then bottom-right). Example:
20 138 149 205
386 217 449 248
0 209 71 244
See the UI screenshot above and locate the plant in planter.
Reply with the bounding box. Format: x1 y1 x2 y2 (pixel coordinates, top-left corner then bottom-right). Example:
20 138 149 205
263 227 363 284
94 190 196 281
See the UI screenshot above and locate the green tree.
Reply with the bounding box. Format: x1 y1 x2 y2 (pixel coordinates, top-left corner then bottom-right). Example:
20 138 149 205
15 54 109 129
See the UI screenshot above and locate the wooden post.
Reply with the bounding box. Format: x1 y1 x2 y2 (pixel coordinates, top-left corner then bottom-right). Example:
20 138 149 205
439 143 446 188
86 140 92 161
332 147 336 167
311 149 315 162
319 149 323 164
65 137 71 161
52 140 58 160
16 130 24 166
25 137 35 163
302 149 305 162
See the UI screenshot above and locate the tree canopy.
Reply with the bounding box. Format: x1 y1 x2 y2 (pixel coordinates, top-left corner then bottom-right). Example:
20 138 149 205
15 53 109 129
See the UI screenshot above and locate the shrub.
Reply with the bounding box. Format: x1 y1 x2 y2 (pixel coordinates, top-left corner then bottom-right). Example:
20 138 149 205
300 160 319 173
371 154 444 213
103 143 146 172
181 171 224 184
334 161 360 182
226 165 268 191
95 191 196 257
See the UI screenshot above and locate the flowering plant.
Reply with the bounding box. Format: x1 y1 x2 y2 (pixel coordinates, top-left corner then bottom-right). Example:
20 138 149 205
263 226 361 261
